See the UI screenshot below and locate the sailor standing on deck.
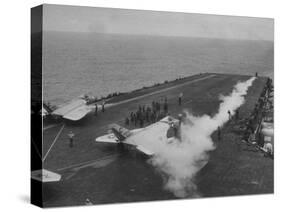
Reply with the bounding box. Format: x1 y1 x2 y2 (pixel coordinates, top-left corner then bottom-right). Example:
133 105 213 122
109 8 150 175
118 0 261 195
125 117 130 126
178 113 183 127
68 131 75 148
167 122 176 139
178 92 183 105
95 103 98 116
134 113 137 126
217 126 221 141
227 110 232 121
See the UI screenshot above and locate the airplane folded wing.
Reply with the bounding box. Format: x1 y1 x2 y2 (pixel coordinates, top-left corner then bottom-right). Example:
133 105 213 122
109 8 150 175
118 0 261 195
52 99 86 116
52 99 94 121
62 105 93 121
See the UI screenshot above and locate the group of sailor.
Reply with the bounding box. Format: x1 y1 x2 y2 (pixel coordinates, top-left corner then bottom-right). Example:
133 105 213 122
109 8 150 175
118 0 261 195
124 92 184 128
125 98 170 128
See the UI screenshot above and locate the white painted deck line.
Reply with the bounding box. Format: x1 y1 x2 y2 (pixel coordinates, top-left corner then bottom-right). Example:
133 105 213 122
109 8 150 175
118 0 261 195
107 74 216 108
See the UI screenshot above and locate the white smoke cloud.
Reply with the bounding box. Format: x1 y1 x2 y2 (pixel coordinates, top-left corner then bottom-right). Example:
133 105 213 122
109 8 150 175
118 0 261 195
129 77 256 198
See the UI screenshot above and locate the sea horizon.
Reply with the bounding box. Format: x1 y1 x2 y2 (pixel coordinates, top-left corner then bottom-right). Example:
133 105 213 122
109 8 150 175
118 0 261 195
42 31 273 106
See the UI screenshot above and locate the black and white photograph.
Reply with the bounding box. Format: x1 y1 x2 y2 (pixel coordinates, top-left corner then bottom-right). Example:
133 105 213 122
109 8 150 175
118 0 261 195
31 3 274 208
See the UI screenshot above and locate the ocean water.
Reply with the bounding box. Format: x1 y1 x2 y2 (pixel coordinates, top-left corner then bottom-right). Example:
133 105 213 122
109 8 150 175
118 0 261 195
42 32 273 106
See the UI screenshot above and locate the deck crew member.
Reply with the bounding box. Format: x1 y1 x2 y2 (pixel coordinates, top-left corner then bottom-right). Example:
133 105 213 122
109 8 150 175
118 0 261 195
95 104 98 116
125 117 130 126
145 109 149 122
142 105 145 113
68 131 75 148
138 105 142 113
167 123 176 139
156 102 160 112
150 112 155 123
130 112 134 123
139 117 144 127
217 126 221 141
178 113 183 127
152 101 156 112
227 110 232 121
134 113 137 126
173 123 178 139
178 92 183 105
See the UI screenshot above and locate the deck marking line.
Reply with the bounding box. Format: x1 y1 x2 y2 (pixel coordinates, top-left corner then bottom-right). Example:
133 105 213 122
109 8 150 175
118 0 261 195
43 124 65 162
108 74 216 107
57 154 119 171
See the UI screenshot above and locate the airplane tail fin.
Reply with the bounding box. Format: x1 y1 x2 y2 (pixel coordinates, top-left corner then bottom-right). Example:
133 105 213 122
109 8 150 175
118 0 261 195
109 124 131 142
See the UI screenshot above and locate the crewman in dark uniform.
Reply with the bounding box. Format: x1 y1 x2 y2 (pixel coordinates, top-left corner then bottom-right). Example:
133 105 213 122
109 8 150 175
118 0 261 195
167 123 176 139
140 118 144 127
130 112 134 123
134 113 137 126
178 113 183 130
95 104 98 116
217 126 221 141
178 92 183 105
125 117 129 126
68 131 75 148
227 110 232 121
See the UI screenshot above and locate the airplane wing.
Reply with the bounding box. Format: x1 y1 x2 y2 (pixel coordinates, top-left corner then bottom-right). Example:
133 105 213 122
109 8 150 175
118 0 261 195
95 128 143 143
31 169 61 182
52 99 86 116
95 116 179 156
95 133 119 143
52 99 93 121
136 145 154 156
62 105 93 121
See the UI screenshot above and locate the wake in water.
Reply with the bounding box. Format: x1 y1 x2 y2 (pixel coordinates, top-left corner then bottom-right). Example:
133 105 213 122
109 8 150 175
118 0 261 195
129 77 256 197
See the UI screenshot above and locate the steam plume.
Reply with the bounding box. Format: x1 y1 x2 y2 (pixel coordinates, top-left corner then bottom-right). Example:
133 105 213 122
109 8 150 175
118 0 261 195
129 77 256 197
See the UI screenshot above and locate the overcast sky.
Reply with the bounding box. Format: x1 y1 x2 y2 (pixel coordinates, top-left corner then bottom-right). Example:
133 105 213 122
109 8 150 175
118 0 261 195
43 4 274 41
